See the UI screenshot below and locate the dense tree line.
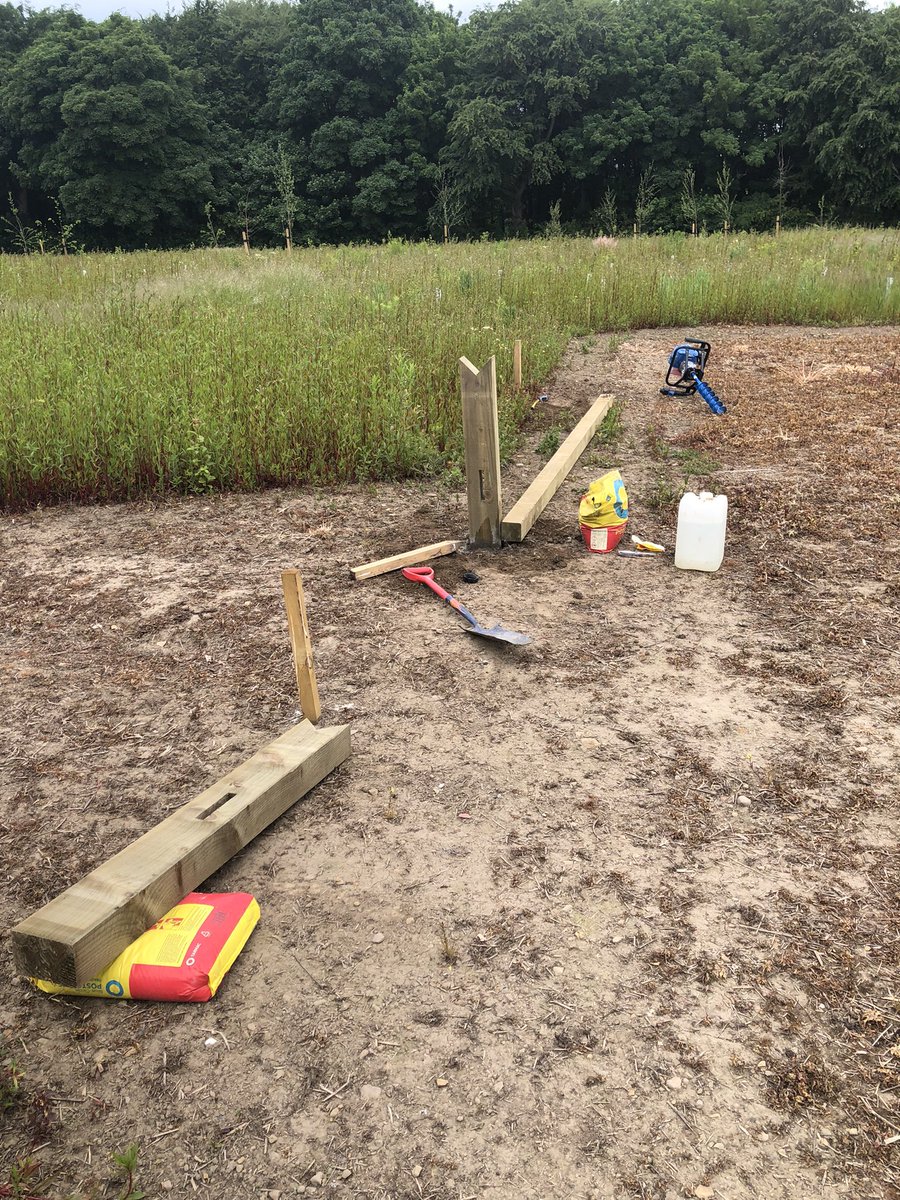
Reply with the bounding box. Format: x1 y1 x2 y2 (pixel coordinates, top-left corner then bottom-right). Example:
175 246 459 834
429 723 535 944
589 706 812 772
0 0 897 250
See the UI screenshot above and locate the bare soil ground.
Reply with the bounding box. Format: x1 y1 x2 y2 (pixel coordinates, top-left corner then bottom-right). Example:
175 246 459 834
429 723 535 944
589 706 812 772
1 326 898 1200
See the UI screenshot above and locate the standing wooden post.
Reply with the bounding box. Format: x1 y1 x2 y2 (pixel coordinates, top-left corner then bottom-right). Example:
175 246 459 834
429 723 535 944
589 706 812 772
513 339 522 390
242 228 250 256
775 214 781 237
285 226 293 254
281 570 321 724
459 356 502 548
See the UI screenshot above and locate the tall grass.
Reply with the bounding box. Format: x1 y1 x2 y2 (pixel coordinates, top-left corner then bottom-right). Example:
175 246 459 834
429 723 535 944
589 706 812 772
1 229 897 508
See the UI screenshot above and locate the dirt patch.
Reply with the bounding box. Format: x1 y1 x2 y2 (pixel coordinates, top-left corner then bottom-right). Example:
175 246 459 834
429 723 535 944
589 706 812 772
1 326 898 1200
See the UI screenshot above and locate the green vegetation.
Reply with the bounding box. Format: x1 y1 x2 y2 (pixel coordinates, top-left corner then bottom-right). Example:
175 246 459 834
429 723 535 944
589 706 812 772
0 1059 22 1110
111 1144 145 1200
596 403 625 446
537 427 564 459
0 0 898 249
1 229 898 508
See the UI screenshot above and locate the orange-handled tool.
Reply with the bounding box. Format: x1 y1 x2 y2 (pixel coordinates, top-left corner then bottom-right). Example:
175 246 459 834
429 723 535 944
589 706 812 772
401 566 531 646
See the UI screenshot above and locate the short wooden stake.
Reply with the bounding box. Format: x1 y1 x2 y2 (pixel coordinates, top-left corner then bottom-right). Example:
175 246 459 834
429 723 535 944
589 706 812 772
443 224 449 245
691 221 697 237
775 214 781 237
513 339 522 390
285 226 293 254
459 355 502 548
281 570 321 723
242 228 250 255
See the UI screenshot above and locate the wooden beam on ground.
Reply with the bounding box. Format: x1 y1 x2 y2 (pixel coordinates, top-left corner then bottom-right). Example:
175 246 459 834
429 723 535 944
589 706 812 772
11 720 350 986
501 393 616 543
460 355 502 548
350 539 465 582
281 569 321 723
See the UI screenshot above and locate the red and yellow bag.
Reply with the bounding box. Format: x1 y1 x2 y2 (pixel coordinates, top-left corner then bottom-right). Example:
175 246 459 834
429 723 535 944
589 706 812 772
32 892 259 1002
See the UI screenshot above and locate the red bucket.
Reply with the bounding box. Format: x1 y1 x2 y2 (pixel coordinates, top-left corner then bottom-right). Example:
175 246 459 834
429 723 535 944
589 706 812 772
580 521 627 554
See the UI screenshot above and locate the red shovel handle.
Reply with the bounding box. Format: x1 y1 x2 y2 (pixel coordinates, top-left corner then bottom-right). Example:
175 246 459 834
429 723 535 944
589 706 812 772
402 565 478 626
401 565 450 601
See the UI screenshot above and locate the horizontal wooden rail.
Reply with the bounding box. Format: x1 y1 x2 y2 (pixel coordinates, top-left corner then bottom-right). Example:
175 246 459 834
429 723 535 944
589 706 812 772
501 394 616 543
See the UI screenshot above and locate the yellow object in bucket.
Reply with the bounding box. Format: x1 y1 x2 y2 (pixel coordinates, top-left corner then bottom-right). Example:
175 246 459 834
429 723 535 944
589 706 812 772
579 470 628 554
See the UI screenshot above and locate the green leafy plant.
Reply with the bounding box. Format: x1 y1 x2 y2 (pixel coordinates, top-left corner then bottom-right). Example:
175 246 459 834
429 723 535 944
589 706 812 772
646 472 680 511
111 1144 144 1200
1 1059 23 1110
596 404 624 446
544 200 563 238
537 427 562 458
714 163 736 233
596 187 618 237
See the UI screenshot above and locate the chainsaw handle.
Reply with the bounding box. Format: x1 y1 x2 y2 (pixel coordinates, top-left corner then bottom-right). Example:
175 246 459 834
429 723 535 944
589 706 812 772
401 566 479 629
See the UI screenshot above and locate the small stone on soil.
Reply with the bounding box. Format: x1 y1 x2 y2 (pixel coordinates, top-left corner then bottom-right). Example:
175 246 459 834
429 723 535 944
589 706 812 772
372 932 384 944
666 1076 683 1090
360 1084 382 1101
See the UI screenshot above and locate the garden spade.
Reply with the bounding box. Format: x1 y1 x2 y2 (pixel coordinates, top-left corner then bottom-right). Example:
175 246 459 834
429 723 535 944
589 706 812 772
401 566 531 646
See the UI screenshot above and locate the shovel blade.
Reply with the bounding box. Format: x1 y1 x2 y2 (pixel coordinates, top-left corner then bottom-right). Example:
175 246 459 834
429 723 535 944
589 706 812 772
465 624 532 646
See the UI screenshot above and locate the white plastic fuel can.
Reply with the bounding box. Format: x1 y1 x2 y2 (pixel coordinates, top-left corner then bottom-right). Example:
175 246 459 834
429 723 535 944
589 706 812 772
674 491 728 572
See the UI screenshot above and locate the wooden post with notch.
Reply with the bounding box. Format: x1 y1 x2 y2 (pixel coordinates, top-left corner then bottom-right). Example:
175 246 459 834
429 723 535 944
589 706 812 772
281 570 321 723
459 355 502 548
11 720 350 986
513 339 522 390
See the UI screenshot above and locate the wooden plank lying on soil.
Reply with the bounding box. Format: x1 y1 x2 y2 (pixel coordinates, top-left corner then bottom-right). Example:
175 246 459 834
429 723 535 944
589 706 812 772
11 720 350 987
281 569 321 723
351 539 465 581
500 393 616 543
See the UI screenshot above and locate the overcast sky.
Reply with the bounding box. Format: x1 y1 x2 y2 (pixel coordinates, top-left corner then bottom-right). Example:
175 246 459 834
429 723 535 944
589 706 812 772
26 0 896 27
40 0 494 24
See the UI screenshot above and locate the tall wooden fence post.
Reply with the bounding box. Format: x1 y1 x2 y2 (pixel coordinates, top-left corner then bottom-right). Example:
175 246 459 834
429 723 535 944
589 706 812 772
513 339 522 390
459 355 502 548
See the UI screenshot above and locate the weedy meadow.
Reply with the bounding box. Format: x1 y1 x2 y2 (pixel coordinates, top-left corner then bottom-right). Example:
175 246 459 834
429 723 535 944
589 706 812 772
1 229 897 508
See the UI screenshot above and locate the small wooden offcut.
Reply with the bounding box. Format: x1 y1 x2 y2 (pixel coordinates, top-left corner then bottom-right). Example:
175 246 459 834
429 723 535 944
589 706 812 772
351 539 464 581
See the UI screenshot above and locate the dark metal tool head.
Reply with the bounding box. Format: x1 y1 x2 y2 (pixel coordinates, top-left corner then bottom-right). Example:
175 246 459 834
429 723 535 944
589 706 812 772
465 623 532 646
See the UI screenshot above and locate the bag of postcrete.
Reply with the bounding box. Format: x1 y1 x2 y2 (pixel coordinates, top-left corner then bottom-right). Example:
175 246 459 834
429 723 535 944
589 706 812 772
579 469 629 554
32 892 259 1002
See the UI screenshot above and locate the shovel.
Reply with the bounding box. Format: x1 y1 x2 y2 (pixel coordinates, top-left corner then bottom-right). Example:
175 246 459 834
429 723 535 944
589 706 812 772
401 566 532 646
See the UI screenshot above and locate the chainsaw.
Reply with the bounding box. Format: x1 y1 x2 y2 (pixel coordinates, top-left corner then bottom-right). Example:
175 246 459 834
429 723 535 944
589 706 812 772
660 338 726 415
